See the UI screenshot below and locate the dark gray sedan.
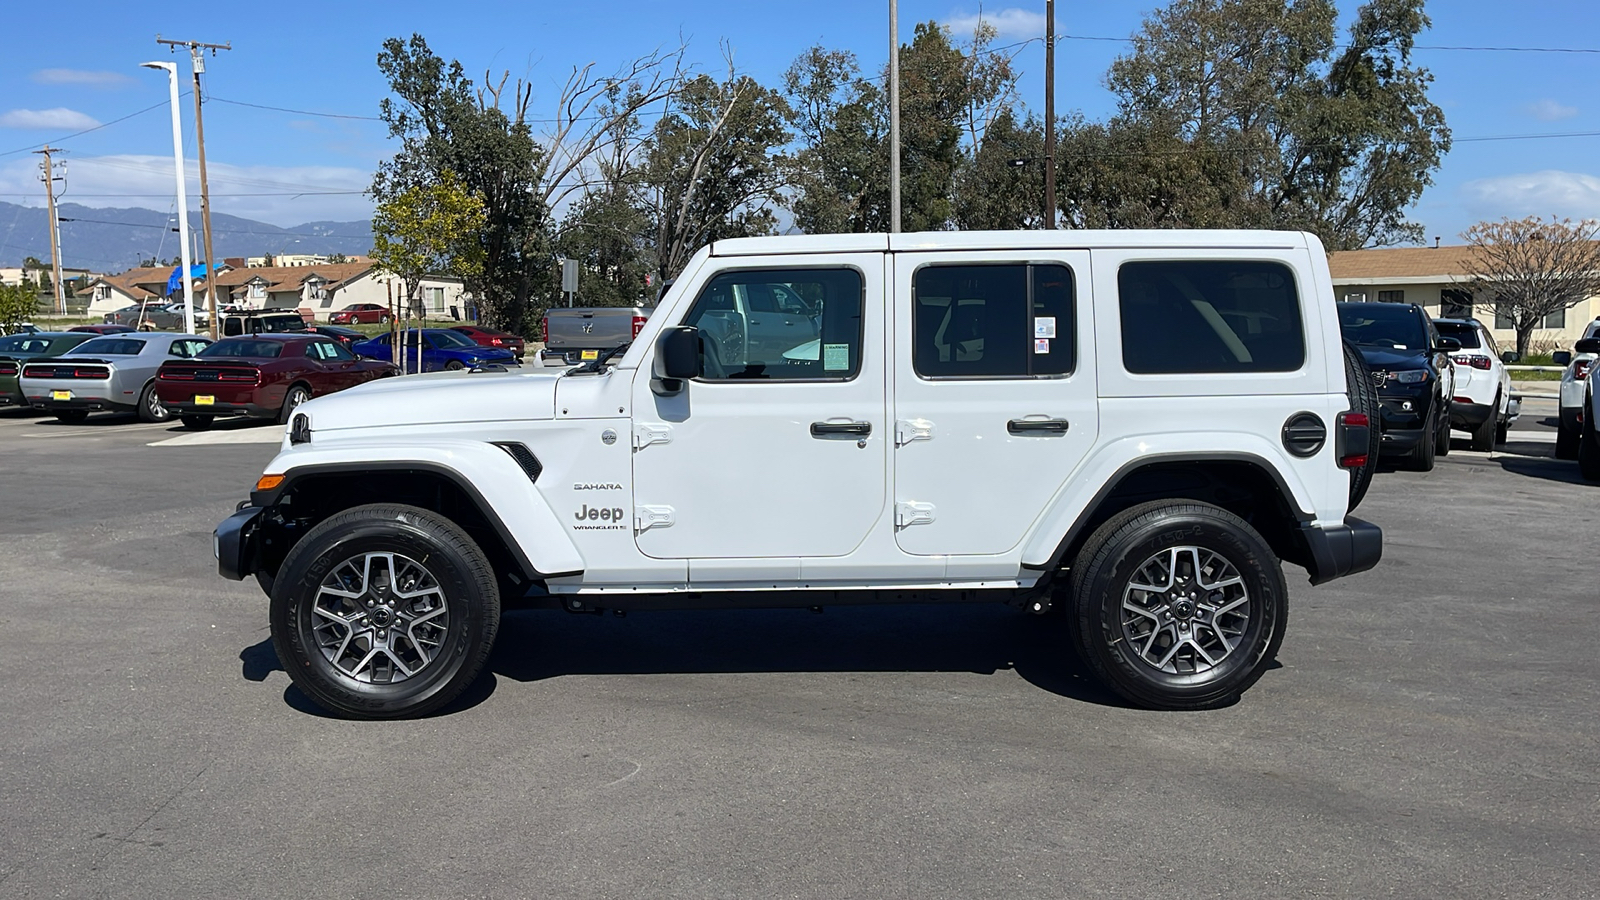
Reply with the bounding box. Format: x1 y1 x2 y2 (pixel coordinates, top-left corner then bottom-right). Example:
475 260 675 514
107 302 186 330
19 332 211 423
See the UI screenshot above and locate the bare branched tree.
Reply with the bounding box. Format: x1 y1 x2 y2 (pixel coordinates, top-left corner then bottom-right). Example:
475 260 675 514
1460 216 1600 358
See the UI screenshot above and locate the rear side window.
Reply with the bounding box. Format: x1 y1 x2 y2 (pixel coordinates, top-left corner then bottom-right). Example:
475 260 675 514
913 264 1075 378
203 340 283 359
1119 261 1305 374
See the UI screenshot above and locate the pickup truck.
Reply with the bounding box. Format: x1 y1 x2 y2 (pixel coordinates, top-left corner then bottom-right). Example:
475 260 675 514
539 306 652 366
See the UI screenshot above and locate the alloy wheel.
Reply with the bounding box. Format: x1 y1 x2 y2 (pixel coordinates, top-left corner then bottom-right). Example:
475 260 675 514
1120 545 1251 675
309 552 451 684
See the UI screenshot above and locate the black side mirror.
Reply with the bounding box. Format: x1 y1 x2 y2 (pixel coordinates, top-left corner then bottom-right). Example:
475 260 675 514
1505 351 1525 365
1434 336 1462 353
1575 338 1600 355
652 326 700 395
1551 350 1571 366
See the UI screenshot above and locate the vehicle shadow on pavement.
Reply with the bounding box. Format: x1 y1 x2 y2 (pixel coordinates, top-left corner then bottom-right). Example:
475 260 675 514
239 638 498 718
487 604 1140 709
1496 455 1591 486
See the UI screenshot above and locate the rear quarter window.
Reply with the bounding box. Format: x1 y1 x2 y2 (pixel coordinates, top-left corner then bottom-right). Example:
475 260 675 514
1119 260 1305 374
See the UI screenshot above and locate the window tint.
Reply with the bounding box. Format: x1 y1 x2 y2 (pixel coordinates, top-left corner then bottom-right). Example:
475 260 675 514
1338 303 1426 350
1432 320 1481 349
913 264 1075 378
73 338 147 356
202 340 283 359
681 268 863 380
0 336 49 353
1121 261 1305 374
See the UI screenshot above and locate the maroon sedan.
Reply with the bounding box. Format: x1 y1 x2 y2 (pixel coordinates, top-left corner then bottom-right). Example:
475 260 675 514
156 334 397 429
328 303 391 325
451 325 526 359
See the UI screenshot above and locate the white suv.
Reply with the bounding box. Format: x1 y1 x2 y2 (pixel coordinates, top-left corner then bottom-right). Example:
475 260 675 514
214 230 1382 718
1555 318 1600 459
1432 318 1517 450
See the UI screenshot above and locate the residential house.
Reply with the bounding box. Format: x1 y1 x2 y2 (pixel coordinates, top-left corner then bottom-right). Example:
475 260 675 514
1327 244 1600 353
77 265 206 316
213 262 471 323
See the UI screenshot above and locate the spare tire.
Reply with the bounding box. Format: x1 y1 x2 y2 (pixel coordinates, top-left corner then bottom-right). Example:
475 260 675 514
1343 339 1381 511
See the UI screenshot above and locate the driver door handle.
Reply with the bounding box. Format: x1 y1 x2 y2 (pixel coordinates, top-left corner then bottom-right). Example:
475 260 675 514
1007 418 1070 435
811 421 872 437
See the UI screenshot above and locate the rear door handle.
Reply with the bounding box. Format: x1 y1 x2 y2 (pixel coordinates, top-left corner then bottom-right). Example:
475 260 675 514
811 421 872 437
1007 418 1070 435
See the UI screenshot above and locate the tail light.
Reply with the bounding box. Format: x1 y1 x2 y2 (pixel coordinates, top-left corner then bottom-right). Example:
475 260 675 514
540 317 549 344
632 315 647 339
160 369 193 381
219 370 261 384
490 337 504 346
1336 411 1371 469
0 362 16 377
1451 354 1491 370
1576 360 1593 381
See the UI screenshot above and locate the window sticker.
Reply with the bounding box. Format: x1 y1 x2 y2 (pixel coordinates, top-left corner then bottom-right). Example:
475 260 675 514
1034 316 1057 339
823 343 850 370
1035 338 1051 354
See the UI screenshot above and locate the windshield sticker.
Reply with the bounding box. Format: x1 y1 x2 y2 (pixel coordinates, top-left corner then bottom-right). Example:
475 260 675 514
823 343 850 370
1035 338 1050 354
1034 316 1056 339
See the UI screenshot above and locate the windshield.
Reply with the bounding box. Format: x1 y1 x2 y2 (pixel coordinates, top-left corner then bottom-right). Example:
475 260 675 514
73 338 148 356
1338 304 1425 350
0 336 50 353
429 331 478 348
1432 321 1481 349
200 339 284 359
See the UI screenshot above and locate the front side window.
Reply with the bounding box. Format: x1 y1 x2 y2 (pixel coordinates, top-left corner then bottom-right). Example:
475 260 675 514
913 264 1075 378
680 268 863 381
1121 261 1306 374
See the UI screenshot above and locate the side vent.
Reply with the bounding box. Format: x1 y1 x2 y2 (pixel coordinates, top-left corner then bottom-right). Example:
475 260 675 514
492 441 543 483
1281 412 1327 458
290 413 312 445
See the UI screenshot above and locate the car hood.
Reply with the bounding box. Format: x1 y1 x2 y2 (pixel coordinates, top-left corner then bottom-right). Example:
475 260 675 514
1353 346 1429 370
299 368 563 432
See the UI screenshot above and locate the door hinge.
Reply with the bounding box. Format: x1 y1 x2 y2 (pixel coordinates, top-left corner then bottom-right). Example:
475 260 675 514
894 501 936 528
633 423 672 450
635 505 675 533
895 418 934 447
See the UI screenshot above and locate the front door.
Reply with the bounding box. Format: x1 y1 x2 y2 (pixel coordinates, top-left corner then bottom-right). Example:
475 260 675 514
631 256 886 562
892 251 1098 556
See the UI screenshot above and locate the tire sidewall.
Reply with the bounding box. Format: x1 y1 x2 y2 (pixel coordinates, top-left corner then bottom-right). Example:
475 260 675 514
1080 508 1286 708
270 515 492 718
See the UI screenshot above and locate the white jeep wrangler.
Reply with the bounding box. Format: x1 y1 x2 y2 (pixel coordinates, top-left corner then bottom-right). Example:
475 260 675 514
216 230 1382 718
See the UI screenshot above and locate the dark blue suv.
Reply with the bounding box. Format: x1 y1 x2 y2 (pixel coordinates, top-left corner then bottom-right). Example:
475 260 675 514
353 328 518 372
1336 302 1460 471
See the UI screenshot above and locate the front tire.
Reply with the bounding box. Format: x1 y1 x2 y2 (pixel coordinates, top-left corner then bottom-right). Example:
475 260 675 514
269 504 501 719
1404 408 1437 471
1556 417 1579 459
1070 501 1287 710
1580 405 1600 482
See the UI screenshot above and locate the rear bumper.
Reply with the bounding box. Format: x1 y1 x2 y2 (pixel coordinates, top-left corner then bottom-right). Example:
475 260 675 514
163 398 276 418
1297 517 1383 585
1449 398 1494 429
214 504 264 581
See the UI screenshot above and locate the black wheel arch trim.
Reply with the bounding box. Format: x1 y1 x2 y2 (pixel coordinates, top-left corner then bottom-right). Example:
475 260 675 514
1024 451 1318 576
240 461 579 583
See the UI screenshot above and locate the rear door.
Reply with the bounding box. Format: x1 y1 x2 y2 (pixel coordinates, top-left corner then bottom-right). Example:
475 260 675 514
891 251 1098 556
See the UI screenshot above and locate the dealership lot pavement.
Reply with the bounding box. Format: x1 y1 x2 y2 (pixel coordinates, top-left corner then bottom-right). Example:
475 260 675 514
0 403 1594 899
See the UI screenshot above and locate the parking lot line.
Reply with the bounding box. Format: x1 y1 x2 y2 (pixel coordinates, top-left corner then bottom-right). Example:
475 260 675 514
148 428 284 447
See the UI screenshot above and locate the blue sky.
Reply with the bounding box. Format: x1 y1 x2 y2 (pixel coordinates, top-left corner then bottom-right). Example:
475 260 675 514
0 0 1596 249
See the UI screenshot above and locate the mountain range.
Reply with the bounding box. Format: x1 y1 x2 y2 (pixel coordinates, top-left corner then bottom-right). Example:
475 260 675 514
0 200 373 273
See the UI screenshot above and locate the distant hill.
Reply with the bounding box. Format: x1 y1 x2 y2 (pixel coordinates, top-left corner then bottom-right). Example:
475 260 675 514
0 200 373 273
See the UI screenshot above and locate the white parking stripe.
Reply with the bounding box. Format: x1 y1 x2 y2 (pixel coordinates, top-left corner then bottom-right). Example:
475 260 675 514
148 428 284 447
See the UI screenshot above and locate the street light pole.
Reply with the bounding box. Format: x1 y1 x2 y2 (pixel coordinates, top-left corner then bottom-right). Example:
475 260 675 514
141 61 194 335
1043 0 1056 229
890 0 901 234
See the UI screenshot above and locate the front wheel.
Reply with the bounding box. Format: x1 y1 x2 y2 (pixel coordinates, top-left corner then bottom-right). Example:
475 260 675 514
444 360 466 371
1580 406 1600 482
269 504 502 719
1069 501 1287 710
1556 419 1579 459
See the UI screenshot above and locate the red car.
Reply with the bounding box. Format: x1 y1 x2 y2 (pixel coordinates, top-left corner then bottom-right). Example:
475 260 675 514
328 303 391 325
69 324 137 335
451 325 526 359
156 333 397 429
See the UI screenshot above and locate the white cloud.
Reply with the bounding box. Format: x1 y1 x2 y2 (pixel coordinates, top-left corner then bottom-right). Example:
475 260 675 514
0 108 102 130
1525 98 1579 121
1459 170 1600 221
0 154 374 226
32 69 134 87
943 7 1048 40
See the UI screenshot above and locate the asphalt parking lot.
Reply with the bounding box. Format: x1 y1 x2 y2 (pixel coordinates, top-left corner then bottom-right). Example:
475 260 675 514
0 398 1594 900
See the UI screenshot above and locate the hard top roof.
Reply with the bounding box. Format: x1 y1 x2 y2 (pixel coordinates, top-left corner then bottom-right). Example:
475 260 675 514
709 229 1313 257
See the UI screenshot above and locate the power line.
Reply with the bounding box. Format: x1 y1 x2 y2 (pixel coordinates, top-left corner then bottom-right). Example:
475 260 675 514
56 215 370 238
209 97 382 121
1052 32 1600 54
0 99 180 158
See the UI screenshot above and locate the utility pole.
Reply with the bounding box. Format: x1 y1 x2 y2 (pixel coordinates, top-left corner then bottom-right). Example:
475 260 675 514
1044 0 1056 229
33 146 66 314
889 0 901 234
158 35 230 339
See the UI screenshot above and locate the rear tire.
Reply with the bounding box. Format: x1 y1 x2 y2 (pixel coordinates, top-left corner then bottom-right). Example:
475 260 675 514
1342 341 1380 509
1556 419 1579 459
278 384 311 425
1580 404 1600 482
180 414 214 430
1070 500 1287 710
137 382 170 423
269 503 501 719
1469 392 1499 451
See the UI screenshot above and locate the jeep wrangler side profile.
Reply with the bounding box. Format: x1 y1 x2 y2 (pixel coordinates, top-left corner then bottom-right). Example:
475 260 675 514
215 231 1381 718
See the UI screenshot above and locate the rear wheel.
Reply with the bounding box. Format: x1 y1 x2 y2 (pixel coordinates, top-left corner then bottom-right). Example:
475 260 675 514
1556 417 1579 459
278 384 311 425
180 414 214 430
269 503 501 719
1070 500 1287 710
138 382 171 423
1469 391 1499 451
1580 403 1600 482
1342 341 1380 510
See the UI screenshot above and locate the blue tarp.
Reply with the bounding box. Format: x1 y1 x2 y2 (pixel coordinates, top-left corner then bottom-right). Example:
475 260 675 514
165 263 213 297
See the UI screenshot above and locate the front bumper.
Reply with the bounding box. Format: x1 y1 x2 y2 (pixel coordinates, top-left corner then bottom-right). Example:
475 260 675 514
215 504 264 580
1297 517 1383 585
